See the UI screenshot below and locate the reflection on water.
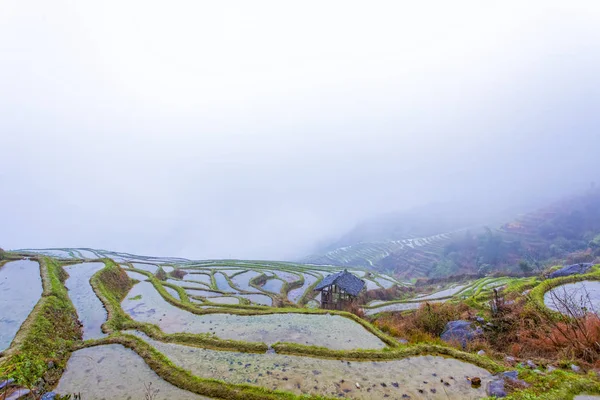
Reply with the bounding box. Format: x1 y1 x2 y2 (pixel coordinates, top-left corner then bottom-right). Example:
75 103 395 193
417 284 467 300
186 273 212 285
261 278 283 294
129 331 493 400
214 272 234 292
64 262 107 340
122 281 386 350
288 273 318 303
231 271 260 291
545 281 600 316
131 263 158 273
55 344 209 400
238 293 272 306
0 260 42 351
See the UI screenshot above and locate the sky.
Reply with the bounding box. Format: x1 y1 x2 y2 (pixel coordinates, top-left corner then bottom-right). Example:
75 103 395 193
1 1 600 260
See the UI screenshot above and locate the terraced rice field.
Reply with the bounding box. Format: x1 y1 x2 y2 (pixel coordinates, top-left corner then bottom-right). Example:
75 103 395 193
4 248 500 399
365 277 513 316
64 262 107 340
544 280 600 316
0 260 42 351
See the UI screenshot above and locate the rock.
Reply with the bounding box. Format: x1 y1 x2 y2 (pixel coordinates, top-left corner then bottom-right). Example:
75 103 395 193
470 377 482 388
41 393 56 400
504 356 516 364
502 370 519 380
486 379 507 398
571 364 581 372
526 360 537 369
477 350 486 356
0 379 14 390
547 365 557 372
548 263 593 278
355 382 361 389
47 361 55 369
5 388 30 400
398 338 408 344
476 316 485 323
440 320 483 348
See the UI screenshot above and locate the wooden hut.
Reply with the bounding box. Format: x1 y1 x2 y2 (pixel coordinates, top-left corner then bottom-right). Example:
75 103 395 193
314 269 365 310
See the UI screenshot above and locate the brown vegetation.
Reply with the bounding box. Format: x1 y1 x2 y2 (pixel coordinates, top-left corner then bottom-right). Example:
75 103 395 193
484 287 600 367
358 285 415 304
372 302 473 342
169 269 187 279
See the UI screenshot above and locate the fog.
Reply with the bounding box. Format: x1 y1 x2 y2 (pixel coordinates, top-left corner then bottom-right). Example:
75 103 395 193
1 1 600 260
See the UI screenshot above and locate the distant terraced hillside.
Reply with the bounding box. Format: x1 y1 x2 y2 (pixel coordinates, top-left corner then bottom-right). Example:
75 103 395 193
303 231 464 278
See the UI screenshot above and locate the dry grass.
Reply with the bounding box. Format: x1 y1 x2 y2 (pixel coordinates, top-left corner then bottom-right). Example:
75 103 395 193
372 302 473 342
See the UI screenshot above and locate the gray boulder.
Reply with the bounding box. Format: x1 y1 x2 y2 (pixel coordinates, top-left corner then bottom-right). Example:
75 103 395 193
548 263 593 279
440 320 483 348
486 379 507 398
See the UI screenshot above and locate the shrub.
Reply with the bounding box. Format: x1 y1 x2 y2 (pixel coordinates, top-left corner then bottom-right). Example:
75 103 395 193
373 302 471 342
170 269 187 279
155 267 167 281
0 247 5 260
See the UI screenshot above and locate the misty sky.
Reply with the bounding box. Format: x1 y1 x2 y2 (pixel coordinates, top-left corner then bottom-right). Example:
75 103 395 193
2 1 600 260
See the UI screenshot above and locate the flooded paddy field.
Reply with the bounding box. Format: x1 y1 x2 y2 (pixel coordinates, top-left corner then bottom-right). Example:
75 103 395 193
213 272 235 292
131 263 159 273
55 344 210 400
0 260 42 351
260 278 284 294
287 273 318 303
238 293 273 306
230 271 261 291
122 281 385 349
186 273 213 285
130 331 492 399
166 278 209 289
544 280 600 315
64 262 107 340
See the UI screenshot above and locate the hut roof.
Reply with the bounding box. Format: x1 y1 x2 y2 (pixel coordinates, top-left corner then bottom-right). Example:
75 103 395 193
314 269 365 297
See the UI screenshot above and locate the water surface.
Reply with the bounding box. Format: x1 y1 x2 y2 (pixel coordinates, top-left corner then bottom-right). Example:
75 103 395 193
130 331 492 399
64 262 107 340
214 273 234 292
287 274 318 303
131 263 158 273
238 293 272 306
55 344 209 399
417 284 467 300
230 271 260 291
261 278 284 294
0 260 43 351
206 296 239 305
186 273 212 285
122 281 385 350
544 281 600 316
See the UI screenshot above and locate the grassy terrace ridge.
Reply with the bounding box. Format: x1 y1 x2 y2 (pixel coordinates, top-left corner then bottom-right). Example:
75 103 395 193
0 257 82 391
492 368 600 400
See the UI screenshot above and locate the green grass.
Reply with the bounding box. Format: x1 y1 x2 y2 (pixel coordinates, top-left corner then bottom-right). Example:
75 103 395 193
491 368 600 399
0 257 82 391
